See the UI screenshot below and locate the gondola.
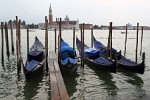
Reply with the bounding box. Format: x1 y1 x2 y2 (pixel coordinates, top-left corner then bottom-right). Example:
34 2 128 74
60 38 78 73
76 37 117 73
93 36 145 74
24 36 46 79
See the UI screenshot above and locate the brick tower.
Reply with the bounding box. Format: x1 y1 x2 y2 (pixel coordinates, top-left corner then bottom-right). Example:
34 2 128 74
49 3 53 24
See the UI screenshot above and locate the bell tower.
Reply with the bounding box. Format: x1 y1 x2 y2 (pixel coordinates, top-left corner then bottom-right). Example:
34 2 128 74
49 3 53 24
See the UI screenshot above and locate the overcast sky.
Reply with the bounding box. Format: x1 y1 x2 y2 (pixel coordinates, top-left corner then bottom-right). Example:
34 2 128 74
0 0 150 26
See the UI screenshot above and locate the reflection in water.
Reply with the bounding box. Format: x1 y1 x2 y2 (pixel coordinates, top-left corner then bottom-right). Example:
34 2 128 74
23 75 43 100
90 66 118 96
70 64 119 100
119 70 145 100
0 55 18 99
61 65 79 99
120 70 144 87
1 52 4 63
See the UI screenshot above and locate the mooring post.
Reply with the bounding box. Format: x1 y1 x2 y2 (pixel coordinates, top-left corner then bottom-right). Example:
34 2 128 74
108 22 112 60
10 20 14 53
54 28 57 53
91 28 93 48
110 22 113 60
45 16 48 57
140 27 144 55
82 23 85 68
80 24 83 68
4 22 10 56
1 22 4 61
107 24 111 58
73 27 75 50
27 28 29 53
26 27 29 75
16 16 19 63
58 18 62 65
58 34 60 64
135 23 139 62
45 16 48 72
16 16 21 72
18 19 21 57
124 24 128 56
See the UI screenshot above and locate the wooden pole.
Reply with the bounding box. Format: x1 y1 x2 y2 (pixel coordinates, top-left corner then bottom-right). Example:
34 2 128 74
82 23 85 68
4 22 10 56
73 27 75 50
18 19 21 56
27 28 29 53
16 16 21 72
1 22 4 61
135 23 139 62
58 18 62 65
45 16 49 72
18 19 21 69
25 27 29 78
124 24 128 56
10 20 14 52
140 27 144 55
91 28 93 48
108 22 112 59
110 22 113 60
80 24 83 68
16 16 19 62
107 24 111 58
58 34 60 63
54 28 57 53
45 16 48 57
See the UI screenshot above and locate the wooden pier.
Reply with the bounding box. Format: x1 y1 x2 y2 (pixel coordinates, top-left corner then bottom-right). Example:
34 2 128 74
48 51 70 100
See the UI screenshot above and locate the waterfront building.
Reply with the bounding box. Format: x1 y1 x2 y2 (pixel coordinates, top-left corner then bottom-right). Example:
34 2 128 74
79 24 93 30
38 3 79 30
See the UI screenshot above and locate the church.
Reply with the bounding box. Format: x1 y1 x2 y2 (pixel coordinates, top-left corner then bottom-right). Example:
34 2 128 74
38 3 80 30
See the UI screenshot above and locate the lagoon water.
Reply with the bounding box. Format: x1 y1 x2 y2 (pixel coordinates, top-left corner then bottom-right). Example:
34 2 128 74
0 29 150 100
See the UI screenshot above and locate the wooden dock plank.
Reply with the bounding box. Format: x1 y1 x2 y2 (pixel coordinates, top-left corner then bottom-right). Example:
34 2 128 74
48 59 60 100
49 51 70 100
53 60 70 100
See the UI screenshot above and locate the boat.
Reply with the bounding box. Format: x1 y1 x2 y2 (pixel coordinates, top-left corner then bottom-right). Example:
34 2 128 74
24 36 46 79
76 37 117 73
60 38 78 73
93 36 145 74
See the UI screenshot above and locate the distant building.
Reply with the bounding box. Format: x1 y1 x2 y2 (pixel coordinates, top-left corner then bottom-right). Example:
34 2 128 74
126 23 133 30
79 24 93 30
38 3 79 30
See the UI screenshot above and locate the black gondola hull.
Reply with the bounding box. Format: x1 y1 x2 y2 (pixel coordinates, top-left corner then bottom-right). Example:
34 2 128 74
25 64 44 80
76 37 117 73
84 58 117 73
118 60 145 74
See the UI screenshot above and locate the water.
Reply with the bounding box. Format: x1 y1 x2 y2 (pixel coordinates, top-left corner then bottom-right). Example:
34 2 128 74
0 29 150 100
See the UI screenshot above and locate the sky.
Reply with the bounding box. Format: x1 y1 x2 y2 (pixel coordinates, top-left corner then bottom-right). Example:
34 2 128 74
0 0 150 26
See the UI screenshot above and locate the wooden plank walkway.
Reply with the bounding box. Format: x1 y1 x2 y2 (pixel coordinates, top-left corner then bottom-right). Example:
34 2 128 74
48 51 70 100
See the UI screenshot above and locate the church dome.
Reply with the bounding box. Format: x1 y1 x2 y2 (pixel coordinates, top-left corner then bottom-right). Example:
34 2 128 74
64 15 69 21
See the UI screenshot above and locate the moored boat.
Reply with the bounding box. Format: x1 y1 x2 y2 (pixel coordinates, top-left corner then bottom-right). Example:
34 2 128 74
24 36 46 79
76 37 117 73
60 38 78 73
93 36 145 74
